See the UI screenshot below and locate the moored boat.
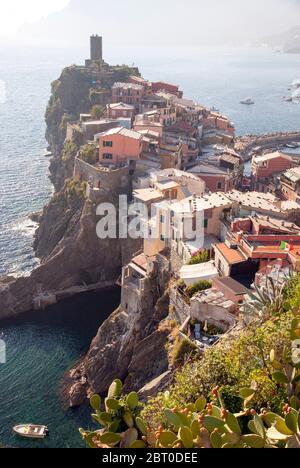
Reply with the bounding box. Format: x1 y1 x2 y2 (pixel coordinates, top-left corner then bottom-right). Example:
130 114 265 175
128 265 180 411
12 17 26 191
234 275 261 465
240 97 255 105
13 424 49 439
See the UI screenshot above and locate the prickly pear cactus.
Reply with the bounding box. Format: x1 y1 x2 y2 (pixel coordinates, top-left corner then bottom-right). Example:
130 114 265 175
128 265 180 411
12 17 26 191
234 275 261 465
80 317 300 449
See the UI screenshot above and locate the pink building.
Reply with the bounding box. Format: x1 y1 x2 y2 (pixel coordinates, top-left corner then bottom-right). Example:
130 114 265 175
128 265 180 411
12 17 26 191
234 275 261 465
111 82 145 109
99 127 145 165
188 164 239 192
106 102 135 120
252 152 296 190
128 75 148 87
151 81 183 98
202 112 235 136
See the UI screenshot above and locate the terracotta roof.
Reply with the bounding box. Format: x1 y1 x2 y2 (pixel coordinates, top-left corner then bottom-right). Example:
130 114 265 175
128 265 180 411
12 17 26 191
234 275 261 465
214 243 246 265
165 121 196 136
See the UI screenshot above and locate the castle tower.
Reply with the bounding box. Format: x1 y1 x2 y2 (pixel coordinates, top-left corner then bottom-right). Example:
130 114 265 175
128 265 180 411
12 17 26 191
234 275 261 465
90 35 103 61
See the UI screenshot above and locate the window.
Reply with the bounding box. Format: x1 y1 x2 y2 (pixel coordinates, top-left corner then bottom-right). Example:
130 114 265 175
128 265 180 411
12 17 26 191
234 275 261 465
160 215 165 223
217 182 223 190
203 219 208 229
160 235 166 241
103 141 113 148
103 153 113 160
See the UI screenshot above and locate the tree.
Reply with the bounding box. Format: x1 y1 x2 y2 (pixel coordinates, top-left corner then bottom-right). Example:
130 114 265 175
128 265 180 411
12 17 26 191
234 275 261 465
79 143 98 165
91 105 105 120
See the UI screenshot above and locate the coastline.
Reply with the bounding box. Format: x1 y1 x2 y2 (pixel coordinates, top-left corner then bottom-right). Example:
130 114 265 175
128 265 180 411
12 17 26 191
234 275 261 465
0 287 121 448
235 130 300 162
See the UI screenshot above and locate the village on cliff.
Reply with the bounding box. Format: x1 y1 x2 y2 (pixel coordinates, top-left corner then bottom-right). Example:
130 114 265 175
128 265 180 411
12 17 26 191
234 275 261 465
60 36 300 392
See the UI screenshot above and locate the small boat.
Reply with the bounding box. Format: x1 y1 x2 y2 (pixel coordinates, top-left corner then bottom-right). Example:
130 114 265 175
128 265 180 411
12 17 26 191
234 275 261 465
240 97 255 105
13 424 49 439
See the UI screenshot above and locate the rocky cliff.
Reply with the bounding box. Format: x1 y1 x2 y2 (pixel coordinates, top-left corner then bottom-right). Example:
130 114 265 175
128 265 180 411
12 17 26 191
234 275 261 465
0 61 140 317
0 59 172 400
68 268 171 407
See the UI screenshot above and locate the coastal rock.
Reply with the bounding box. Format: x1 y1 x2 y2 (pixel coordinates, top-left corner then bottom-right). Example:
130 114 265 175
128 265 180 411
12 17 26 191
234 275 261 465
69 382 88 408
0 196 141 319
123 328 171 394
34 182 84 260
30 212 42 223
138 371 172 401
71 267 171 399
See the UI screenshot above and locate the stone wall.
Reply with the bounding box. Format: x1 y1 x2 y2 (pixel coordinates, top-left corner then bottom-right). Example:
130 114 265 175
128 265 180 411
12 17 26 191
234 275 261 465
74 158 132 195
190 299 237 331
169 286 191 323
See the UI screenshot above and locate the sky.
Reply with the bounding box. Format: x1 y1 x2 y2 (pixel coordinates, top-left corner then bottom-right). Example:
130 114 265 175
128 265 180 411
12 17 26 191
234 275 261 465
0 0 300 47
0 0 69 36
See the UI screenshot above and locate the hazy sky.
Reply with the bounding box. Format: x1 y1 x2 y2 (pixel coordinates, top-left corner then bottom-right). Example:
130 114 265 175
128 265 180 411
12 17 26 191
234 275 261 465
0 0 69 35
1 0 300 46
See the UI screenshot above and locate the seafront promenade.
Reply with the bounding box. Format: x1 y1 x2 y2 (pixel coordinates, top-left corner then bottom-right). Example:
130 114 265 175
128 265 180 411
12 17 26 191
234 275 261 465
235 130 300 161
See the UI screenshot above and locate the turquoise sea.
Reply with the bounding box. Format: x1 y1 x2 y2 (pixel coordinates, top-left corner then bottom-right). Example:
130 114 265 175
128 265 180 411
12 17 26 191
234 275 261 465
0 44 299 448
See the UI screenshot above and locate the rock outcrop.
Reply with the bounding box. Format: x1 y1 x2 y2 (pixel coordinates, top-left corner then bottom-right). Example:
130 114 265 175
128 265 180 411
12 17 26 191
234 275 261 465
68 266 171 402
138 371 172 401
0 58 172 399
0 61 141 318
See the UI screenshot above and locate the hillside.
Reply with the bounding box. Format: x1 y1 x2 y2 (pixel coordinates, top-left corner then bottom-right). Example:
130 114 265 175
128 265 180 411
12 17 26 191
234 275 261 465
263 25 300 52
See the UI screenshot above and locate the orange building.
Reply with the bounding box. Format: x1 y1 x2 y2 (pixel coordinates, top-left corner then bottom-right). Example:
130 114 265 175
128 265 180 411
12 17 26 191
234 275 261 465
99 127 145 165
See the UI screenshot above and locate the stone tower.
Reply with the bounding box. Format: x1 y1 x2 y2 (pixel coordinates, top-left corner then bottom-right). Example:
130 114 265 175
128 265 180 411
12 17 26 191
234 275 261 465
90 35 103 61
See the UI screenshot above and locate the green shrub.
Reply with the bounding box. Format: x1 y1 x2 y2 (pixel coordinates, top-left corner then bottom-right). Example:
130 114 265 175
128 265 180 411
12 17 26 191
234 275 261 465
188 250 210 265
91 104 105 120
171 337 198 366
65 179 87 200
186 280 212 298
79 143 98 165
62 140 79 162
142 310 293 427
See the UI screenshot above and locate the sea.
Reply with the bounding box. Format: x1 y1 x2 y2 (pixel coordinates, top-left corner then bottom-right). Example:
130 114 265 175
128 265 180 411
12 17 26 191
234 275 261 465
0 44 299 448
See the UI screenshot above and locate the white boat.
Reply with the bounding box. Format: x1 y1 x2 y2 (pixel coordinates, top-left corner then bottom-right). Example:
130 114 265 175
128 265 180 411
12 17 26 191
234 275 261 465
240 97 255 105
13 424 49 439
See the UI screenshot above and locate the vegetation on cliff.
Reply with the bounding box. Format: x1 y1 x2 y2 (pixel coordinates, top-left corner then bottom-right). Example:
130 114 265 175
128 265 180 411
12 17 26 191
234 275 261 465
80 276 300 449
80 316 300 449
90 105 105 120
78 143 98 165
45 64 140 157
